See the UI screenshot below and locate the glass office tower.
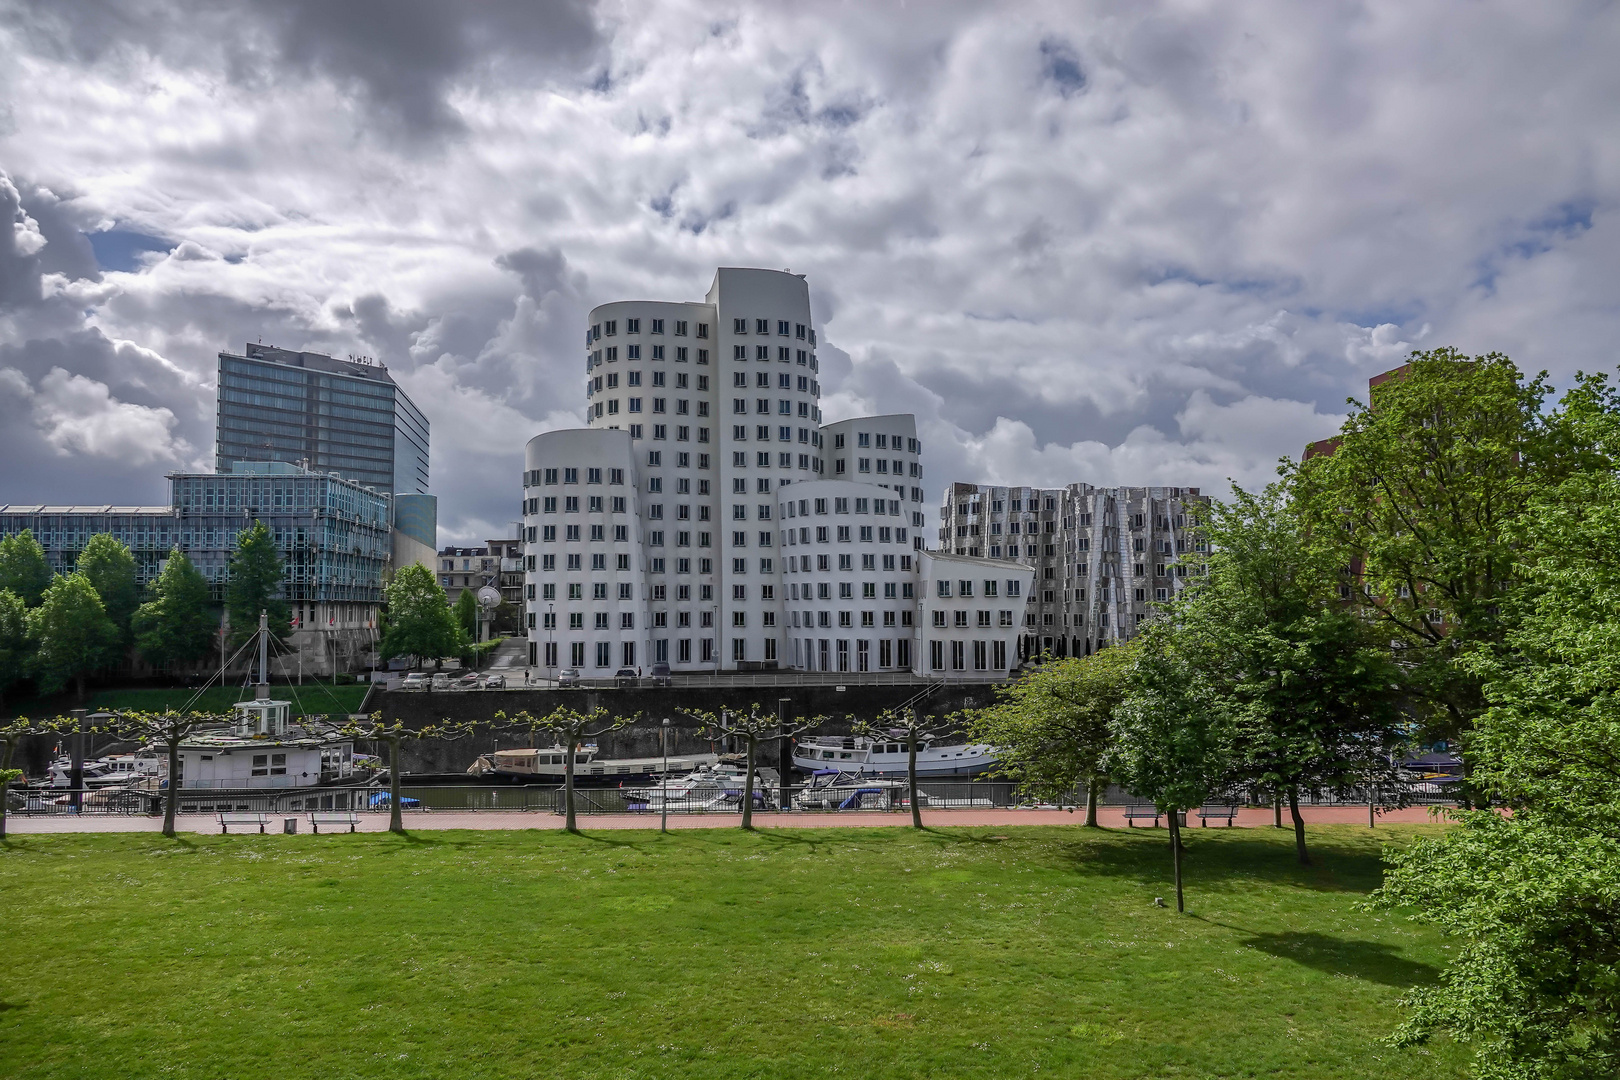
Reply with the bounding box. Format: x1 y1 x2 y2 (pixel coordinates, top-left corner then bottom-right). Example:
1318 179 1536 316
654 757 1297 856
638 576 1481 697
216 343 430 494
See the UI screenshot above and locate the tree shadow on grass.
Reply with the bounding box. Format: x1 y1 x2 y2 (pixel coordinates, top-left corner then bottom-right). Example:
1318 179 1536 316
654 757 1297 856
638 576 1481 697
1048 831 1387 895
1237 930 1442 987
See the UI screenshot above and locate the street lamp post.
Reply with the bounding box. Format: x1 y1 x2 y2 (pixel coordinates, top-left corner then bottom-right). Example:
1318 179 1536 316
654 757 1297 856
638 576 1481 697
660 717 671 834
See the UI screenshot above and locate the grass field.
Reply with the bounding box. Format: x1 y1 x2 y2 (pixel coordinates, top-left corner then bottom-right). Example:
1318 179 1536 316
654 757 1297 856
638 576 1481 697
0 825 1466 1079
4 682 370 721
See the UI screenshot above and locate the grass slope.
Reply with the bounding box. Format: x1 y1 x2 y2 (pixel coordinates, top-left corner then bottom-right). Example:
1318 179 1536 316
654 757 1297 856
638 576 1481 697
0 825 1465 1080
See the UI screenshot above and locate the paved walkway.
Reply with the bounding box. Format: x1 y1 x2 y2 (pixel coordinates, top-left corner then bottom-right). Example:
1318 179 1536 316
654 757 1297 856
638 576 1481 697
4 804 1453 835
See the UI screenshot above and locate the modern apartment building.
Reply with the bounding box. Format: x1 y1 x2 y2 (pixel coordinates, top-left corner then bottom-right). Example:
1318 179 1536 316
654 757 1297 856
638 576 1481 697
0 461 391 674
938 482 1211 659
521 267 1027 679
216 342 430 496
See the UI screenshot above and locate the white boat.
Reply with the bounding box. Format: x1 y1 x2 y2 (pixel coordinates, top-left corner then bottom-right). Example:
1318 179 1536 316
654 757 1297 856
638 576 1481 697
467 744 720 786
623 763 777 812
792 735 999 777
793 768 918 811
46 757 149 790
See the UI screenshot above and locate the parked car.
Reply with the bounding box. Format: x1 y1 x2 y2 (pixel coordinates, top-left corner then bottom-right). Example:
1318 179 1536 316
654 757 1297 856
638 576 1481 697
483 673 506 689
614 667 639 687
400 672 427 690
430 673 452 691
648 662 672 687
457 672 481 687
557 667 582 686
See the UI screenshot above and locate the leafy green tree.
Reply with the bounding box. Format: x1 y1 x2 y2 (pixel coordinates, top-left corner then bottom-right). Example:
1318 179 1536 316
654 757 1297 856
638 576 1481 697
1185 482 1406 864
968 644 1136 825
0 530 52 606
1289 349 1546 770
77 533 139 649
0 589 29 710
133 550 215 669
27 572 120 699
225 521 288 646
1370 371 1620 1079
379 563 465 669
1110 624 1235 913
453 587 479 640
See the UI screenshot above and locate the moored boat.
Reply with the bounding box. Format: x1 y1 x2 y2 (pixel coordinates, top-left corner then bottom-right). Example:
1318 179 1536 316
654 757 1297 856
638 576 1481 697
792 735 998 777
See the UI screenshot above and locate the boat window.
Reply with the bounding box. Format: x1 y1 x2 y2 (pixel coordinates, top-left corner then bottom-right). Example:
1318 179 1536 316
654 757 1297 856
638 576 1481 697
821 750 834 759
251 754 269 776
840 752 852 759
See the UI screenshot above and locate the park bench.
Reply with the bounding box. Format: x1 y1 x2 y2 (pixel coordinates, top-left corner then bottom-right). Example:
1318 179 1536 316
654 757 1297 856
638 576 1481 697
1197 803 1239 827
217 812 270 834
1124 804 1161 827
309 811 361 834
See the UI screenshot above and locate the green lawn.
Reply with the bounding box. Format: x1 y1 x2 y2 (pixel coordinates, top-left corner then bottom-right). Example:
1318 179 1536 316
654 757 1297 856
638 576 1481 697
0 825 1466 1079
4 683 370 721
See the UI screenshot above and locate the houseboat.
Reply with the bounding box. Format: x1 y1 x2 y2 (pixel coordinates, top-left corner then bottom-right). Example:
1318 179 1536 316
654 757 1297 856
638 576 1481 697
792 735 1000 777
466 744 720 787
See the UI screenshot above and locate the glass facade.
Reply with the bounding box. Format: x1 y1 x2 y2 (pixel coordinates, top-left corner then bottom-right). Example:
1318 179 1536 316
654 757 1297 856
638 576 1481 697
215 343 429 495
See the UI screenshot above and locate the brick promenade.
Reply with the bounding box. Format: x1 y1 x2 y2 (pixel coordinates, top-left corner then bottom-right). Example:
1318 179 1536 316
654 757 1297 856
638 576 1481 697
5 804 1452 835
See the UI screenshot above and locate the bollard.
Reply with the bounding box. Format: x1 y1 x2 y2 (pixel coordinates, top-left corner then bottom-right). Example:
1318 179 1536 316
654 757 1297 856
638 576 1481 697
284 817 298 834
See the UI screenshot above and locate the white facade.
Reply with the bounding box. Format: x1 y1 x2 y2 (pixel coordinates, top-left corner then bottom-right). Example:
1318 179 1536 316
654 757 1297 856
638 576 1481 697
521 267 1025 678
938 482 1211 659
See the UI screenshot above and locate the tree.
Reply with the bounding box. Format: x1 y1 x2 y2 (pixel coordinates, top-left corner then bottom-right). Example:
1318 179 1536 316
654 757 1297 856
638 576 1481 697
339 714 478 834
225 521 288 647
77 533 139 649
500 706 631 833
98 710 224 838
968 645 1136 826
1369 371 1620 1079
1289 349 1546 777
133 550 215 669
454 587 479 640
1110 623 1235 913
0 717 63 839
0 530 52 606
1183 482 1407 865
380 564 465 669
689 703 811 829
27 573 120 700
0 589 29 711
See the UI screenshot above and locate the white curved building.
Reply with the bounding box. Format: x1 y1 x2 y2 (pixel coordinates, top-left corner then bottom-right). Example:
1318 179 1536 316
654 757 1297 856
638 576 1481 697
522 267 1027 679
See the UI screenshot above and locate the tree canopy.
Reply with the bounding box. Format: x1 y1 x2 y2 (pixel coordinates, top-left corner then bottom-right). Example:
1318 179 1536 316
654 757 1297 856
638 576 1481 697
133 550 216 669
0 589 28 709
225 521 288 646
27 572 120 699
0 530 52 606
77 533 139 648
380 563 465 667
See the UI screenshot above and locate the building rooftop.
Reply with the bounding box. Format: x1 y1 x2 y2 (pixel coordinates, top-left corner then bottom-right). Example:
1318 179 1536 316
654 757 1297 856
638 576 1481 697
0 505 171 515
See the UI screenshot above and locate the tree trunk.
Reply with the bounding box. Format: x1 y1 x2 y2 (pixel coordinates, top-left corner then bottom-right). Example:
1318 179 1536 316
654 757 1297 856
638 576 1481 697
1273 790 1283 828
741 735 756 830
162 735 181 838
1084 779 1100 828
1368 782 1376 828
1288 786 1309 866
0 739 13 840
907 730 921 829
388 732 404 834
564 739 578 833
1169 811 1184 913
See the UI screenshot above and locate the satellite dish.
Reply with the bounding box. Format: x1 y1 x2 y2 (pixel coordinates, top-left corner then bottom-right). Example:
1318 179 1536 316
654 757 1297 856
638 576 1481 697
476 586 502 610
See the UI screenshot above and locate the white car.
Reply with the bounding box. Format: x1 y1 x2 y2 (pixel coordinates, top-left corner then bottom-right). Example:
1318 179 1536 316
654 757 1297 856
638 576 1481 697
400 672 427 690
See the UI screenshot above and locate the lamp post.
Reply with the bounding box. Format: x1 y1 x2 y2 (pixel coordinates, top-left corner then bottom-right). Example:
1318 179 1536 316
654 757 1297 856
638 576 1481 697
660 717 671 834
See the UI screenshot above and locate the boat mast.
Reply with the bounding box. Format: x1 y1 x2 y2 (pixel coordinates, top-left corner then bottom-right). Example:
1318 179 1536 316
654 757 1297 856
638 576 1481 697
257 609 269 701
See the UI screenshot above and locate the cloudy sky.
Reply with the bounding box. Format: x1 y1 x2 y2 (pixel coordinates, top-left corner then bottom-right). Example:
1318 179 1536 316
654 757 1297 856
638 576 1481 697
2 1 1617 544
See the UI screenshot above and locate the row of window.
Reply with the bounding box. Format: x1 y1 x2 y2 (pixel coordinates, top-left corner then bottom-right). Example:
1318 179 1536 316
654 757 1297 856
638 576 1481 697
528 495 630 514
792 610 916 629
533 555 720 578
538 524 633 543
587 345 710 368
926 639 1011 673
541 639 724 669
733 371 819 393
732 345 817 368
728 423 821 443
783 525 911 545
796 637 910 673
731 397 816 419
790 580 915 601
782 495 905 517
924 609 1019 628
590 318 711 341
788 553 912 575
591 371 711 392
730 317 815 343
832 431 918 453
526 467 628 486
835 457 920 478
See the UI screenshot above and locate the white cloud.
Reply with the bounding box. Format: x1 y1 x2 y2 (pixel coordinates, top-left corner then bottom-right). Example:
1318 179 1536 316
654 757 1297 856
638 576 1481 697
1 1 1617 541
11 366 195 466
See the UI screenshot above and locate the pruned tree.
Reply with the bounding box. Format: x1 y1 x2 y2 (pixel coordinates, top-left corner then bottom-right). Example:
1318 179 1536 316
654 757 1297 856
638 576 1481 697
97 710 228 838
0 716 64 839
338 714 480 834
498 706 631 833
688 703 813 829
967 645 1136 826
851 707 948 830
1110 624 1236 914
